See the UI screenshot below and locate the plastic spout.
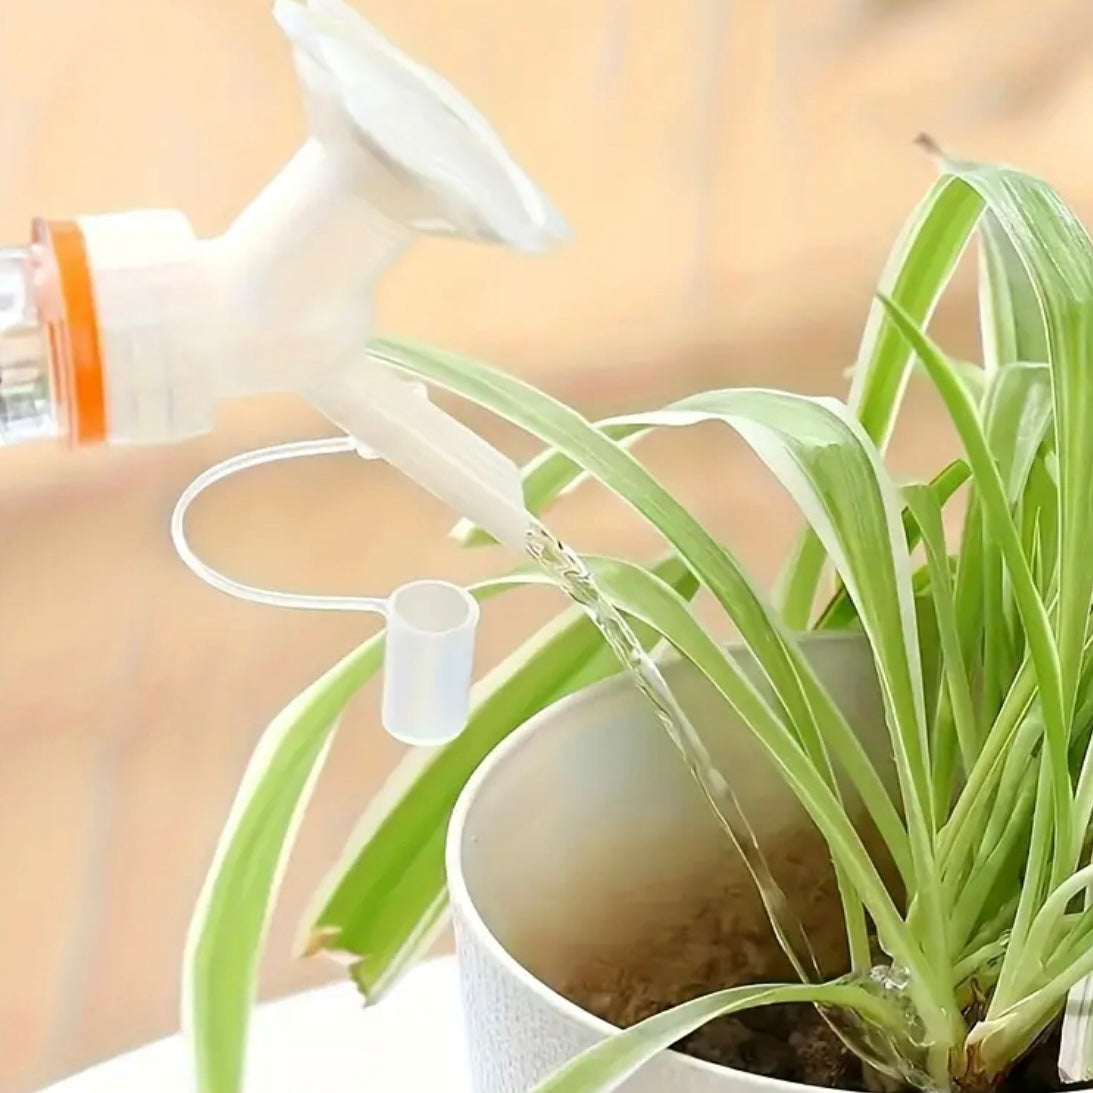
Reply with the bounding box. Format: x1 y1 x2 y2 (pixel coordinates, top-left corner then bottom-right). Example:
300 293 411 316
307 359 530 552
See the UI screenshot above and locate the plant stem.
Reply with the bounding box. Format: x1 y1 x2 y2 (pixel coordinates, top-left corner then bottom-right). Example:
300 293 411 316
953 937 1008 989
948 781 1033 951
939 663 1035 867
989 754 1055 1011
1023 864 1093 971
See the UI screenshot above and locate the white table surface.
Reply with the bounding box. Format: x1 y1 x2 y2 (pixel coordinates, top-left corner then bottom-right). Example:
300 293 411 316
39 957 469 1093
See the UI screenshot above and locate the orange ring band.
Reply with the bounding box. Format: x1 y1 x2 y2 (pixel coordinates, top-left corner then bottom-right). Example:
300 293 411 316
31 218 107 446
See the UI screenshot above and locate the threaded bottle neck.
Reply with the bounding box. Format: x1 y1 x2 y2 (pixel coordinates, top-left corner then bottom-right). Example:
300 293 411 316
0 245 58 445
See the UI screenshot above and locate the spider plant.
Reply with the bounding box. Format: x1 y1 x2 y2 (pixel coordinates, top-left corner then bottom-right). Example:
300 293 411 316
184 145 1093 1093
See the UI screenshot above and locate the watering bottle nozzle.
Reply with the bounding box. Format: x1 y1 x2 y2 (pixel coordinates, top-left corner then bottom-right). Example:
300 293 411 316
10 0 568 744
307 358 531 551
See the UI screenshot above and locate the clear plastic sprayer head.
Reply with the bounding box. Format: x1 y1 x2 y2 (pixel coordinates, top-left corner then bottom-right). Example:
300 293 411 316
0 0 563 744
0 0 557 554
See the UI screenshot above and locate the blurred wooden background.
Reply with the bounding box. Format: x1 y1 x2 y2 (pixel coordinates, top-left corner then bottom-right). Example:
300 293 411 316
2 0 1092 1089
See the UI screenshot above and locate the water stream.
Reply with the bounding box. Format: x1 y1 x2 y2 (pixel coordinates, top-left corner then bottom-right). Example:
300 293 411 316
525 522 934 1088
525 522 820 982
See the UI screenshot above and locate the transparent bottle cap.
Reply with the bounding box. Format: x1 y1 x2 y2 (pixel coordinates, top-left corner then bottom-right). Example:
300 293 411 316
170 435 478 746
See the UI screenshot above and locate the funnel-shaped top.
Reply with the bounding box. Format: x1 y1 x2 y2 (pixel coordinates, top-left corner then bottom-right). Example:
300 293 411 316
273 0 568 252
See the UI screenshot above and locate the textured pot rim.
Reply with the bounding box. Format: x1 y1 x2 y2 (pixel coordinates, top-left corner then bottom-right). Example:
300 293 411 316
446 631 870 1092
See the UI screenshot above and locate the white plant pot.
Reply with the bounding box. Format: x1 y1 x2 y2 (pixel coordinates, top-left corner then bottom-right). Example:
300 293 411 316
447 631 893 1093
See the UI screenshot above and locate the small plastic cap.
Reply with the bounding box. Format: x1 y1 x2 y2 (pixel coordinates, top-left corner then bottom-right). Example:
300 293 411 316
381 579 478 746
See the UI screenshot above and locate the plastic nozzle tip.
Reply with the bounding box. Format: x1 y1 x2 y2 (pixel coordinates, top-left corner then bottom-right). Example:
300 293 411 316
381 579 478 746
